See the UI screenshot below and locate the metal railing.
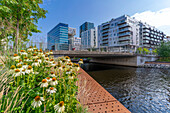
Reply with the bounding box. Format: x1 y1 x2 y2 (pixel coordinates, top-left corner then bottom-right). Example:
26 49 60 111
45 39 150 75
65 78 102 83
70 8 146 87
0 41 158 56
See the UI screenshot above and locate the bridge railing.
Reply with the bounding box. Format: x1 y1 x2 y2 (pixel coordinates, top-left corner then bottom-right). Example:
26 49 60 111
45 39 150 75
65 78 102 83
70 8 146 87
5 42 156 56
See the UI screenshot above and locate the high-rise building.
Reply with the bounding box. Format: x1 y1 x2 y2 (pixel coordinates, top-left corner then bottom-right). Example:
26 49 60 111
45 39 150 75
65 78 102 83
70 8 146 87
139 22 166 49
47 23 69 50
98 15 166 51
98 15 140 51
81 27 98 49
79 22 94 37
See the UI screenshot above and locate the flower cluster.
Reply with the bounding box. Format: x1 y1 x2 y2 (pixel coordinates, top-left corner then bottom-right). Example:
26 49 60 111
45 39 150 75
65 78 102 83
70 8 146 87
7 46 83 112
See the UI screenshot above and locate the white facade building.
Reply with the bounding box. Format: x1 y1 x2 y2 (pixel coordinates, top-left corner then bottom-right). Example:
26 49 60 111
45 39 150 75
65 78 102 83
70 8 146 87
98 15 140 51
72 37 81 50
81 27 98 49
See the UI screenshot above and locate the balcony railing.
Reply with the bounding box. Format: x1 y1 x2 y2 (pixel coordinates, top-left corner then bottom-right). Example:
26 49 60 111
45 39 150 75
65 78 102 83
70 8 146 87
119 27 131 33
102 37 108 40
119 32 131 37
118 24 130 28
119 36 131 41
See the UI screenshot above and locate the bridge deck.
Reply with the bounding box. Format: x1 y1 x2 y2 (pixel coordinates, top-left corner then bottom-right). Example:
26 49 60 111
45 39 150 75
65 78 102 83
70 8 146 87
78 69 131 113
53 51 135 57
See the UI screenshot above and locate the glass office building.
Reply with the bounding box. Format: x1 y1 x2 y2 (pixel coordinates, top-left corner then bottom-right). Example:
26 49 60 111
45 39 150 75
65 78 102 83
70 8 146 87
79 22 94 37
47 23 69 50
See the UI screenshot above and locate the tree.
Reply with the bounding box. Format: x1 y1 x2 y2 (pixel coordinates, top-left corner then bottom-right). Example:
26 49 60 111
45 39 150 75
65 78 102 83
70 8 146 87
0 0 47 52
157 42 170 57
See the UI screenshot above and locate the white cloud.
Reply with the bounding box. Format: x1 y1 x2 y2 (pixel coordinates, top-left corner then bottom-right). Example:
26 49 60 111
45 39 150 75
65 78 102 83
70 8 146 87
132 8 170 35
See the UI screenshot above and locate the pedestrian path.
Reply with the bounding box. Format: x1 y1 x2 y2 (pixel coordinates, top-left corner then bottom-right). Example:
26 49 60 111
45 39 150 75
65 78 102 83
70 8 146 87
78 69 131 113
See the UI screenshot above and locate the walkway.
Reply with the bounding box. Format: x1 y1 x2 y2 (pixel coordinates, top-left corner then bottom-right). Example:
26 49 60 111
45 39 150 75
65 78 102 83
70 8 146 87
78 69 131 113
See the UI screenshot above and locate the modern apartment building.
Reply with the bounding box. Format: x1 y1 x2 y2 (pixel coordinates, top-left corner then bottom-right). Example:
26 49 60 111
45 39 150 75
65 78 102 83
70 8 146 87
139 22 166 49
98 15 166 51
81 27 98 49
72 37 81 50
47 23 69 50
98 15 140 51
79 22 94 37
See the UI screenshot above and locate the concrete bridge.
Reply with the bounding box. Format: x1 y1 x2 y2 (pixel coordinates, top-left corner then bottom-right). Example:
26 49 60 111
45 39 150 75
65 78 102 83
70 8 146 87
52 51 158 67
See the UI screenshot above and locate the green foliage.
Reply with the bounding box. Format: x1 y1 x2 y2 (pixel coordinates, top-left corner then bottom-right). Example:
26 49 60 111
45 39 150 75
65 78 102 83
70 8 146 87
0 47 87 112
157 42 170 57
143 48 150 54
137 47 143 54
0 0 47 51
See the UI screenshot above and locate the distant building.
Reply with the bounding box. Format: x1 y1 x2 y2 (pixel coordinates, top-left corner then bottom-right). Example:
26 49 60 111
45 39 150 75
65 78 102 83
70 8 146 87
79 22 94 37
81 27 98 49
98 15 140 51
139 22 166 49
98 15 166 51
47 23 69 50
68 27 76 50
72 37 81 50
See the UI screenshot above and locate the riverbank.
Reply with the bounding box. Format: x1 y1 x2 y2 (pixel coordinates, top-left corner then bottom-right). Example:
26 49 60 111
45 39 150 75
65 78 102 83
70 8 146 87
78 68 131 113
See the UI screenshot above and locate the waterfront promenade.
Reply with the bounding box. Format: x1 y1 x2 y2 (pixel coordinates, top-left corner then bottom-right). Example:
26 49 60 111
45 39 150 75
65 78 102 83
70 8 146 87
78 68 130 113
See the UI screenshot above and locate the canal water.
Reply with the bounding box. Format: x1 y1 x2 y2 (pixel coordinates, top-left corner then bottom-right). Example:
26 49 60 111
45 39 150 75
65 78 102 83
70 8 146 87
81 63 170 113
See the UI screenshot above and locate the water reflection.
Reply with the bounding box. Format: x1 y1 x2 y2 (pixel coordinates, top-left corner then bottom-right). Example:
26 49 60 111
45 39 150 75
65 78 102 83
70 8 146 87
82 63 170 113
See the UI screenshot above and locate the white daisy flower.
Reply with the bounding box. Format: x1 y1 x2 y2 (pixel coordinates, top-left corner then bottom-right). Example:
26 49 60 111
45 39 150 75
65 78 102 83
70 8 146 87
49 50 53 54
46 87 57 94
21 69 26 75
54 101 65 113
12 69 21 77
46 77 52 82
49 72 56 77
25 65 33 74
9 65 16 73
28 47 33 51
32 72 39 75
78 59 83 64
12 54 20 60
40 79 48 88
68 75 74 80
31 96 44 108
66 69 71 75
37 59 42 63
22 63 28 69
32 62 40 67
50 77 58 86
20 50 28 56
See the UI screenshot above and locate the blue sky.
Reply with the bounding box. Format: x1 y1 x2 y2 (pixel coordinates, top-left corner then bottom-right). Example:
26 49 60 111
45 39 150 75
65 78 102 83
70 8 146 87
31 0 170 42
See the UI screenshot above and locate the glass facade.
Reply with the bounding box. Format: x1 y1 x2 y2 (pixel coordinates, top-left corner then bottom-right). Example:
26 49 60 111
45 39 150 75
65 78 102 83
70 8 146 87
47 23 69 50
79 22 94 37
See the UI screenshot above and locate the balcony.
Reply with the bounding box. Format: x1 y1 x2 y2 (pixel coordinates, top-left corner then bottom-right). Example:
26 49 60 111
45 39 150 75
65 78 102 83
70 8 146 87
102 37 108 40
118 23 130 28
102 25 109 30
118 41 131 45
143 33 149 36
102 29 109 33
143 36 150 40
119 36 131 41
119 32 131 37
102 33 109 36
117 20 127 25
119 27 131 33
102 40 108 43
143 29 150 33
